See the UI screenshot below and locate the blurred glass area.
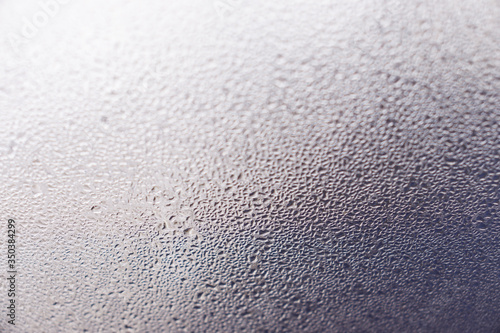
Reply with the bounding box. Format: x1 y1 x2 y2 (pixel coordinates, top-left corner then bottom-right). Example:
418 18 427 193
0 0 499 331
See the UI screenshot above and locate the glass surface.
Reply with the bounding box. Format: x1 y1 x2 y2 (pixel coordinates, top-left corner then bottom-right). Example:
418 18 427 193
0 0 499 331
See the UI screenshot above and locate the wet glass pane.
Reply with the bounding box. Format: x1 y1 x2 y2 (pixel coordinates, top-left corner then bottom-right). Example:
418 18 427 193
0 0 499 331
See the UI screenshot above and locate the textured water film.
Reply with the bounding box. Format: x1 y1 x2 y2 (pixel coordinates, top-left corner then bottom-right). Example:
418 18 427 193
0 0 499 332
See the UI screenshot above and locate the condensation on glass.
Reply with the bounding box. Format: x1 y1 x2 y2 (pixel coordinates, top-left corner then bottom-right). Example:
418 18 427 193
0 0 499 332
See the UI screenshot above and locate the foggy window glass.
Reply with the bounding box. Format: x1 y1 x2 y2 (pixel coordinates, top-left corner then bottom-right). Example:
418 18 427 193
0 0 499 332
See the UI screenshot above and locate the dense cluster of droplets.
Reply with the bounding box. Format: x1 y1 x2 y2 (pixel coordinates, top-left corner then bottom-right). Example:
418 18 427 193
0 0 499 332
